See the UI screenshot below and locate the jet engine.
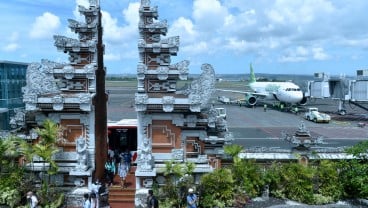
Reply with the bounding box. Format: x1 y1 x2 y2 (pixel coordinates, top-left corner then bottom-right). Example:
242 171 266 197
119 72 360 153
245 94 257 106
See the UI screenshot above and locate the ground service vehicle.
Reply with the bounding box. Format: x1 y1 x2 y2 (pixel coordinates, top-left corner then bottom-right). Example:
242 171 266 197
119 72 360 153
304 107 331 123
215 108 227 119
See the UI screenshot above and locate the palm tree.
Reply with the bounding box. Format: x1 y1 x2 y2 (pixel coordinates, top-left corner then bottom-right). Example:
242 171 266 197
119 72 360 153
33 119 62 204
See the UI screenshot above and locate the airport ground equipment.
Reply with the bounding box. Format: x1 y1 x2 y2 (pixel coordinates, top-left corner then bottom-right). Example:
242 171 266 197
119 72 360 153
304 107 331 123
306 71 368 115
215 107 227 119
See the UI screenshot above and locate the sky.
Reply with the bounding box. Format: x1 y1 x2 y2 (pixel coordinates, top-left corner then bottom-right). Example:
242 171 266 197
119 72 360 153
1 0 368 76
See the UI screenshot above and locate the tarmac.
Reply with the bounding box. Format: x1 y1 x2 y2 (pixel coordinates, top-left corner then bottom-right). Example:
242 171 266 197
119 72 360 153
107 86 368 150
106 85 368 207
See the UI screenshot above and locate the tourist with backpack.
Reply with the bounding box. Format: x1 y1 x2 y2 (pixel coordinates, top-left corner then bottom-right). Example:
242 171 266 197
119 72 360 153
186 188 198 208
146 189 159 208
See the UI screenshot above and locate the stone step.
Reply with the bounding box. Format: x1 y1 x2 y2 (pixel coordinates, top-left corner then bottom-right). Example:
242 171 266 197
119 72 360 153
108 166 136 207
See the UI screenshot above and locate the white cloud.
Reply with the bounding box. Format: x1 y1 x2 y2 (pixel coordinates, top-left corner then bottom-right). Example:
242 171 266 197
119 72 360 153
279 46 309 62
278 46 331 63
9 32 19 42
102 2 139 43
3 43 19 52
192 0 228 32
104 53 121 61
29 12 60 39
182 41 208 55
312 47 330 60
168 17 198 44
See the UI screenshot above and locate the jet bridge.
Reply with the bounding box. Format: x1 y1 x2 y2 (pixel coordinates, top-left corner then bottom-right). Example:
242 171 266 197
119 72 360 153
306 71 368 114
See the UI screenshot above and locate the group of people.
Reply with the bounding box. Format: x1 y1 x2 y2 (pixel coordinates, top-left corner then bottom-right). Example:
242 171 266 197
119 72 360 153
105 148 132 189
146 188 198 208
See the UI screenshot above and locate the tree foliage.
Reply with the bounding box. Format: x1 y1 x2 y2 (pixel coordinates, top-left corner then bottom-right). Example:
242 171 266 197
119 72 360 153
199 168 234 208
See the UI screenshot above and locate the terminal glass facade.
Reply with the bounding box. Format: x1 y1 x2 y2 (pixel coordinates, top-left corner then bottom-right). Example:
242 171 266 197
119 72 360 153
0 61 28 130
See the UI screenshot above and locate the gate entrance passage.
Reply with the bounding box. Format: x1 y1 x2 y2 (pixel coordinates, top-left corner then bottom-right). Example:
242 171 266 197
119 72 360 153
107 119 137 158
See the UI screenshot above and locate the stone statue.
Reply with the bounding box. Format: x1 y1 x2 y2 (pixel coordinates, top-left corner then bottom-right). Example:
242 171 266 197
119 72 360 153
137 137 153 170
75 136 88 171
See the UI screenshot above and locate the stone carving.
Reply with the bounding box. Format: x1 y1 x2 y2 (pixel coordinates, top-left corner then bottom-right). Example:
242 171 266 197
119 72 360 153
171 149 184 160
137 62 147 80
74 136 88 171
190 64 215 109
207 107 218 128
162 96 174 112
9 108 26 129
141 0 150 7
157 66 169 80
88 0 98 7
137 137 153 171
143 178 153 188
186 115 197 128
22 60 60 97
52 95 64 111
135 93 148 111
63 65 75 79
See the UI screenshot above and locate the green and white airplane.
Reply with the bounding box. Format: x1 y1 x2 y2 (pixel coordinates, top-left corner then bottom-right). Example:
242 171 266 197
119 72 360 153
220 64 307 106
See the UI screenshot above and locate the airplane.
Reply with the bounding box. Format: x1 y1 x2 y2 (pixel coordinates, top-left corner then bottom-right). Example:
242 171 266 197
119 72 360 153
218 64 307 107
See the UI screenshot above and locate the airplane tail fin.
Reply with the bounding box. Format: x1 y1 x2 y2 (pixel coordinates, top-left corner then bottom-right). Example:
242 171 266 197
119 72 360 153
249 63 256 83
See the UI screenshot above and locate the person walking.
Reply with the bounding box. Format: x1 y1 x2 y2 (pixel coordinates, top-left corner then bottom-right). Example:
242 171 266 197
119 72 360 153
90 192 97 208
118 162 128 189
83 193 91 208
146 189 159 208
121 149 132 172
26 191 39 208
186 188 198 208
104 158 115 186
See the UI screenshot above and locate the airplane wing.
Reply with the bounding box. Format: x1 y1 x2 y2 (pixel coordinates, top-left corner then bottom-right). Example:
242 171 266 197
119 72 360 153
217 89 269 98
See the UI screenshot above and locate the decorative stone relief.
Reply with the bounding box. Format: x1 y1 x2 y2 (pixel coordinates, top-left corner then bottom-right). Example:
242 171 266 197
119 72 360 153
9 108 26 129
171 149 184 160
63 65 75 79
143 178 153 188
141 0 150 7
162 96 174 112
74 136 88 171
207 107 218 128
156 66 168 80
159 54 170 65
23 94 37 106
52 95 64 111
79 94 91 111
135 189 149 208
137 62 146 80
22 62 60 98
137 39 145 53
188 94 200 112
186 115 197 128
135 93 148 111
137 137 153 171
172 114 184 126
83 63 95 74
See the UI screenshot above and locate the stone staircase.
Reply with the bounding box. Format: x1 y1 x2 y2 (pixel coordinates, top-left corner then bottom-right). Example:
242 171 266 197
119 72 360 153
108 166 136 208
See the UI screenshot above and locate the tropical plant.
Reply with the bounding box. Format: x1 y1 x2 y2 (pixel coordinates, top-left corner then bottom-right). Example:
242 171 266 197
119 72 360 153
26 119 64 207
199 168 234 208
313 160 343 203
267 162 315 204
0 136 29 207
159 160 196 207
224 144 243 164
231 159 265 197
339 141 368 198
